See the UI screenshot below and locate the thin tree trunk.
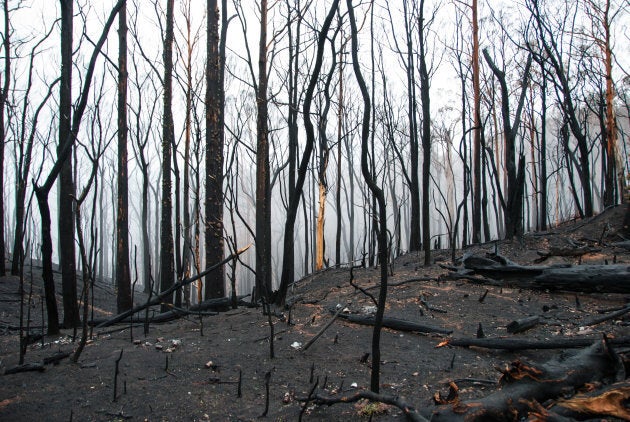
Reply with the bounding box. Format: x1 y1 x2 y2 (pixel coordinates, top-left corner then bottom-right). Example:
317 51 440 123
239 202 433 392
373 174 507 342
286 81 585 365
116 0 132 313
255 0 272 301
471 0 482 244
335 36 343 267
347 0 388 393
274 0 339 305
418 0 431 265
0 0 9 276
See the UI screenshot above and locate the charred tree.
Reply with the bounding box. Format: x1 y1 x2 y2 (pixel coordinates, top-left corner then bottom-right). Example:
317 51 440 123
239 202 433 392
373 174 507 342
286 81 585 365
58 0 80 328
255 0 272 301
34 0 125 335
275 0 339 306
0 0 8 276
204 0 228 299
482 49 532 239
418 0 432 265
347 0 389 393
116 0 132 313
160 0 176 311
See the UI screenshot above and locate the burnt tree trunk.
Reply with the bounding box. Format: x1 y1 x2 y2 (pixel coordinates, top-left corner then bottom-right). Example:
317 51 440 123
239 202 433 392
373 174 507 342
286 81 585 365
159 0 175 311
116 0 132 313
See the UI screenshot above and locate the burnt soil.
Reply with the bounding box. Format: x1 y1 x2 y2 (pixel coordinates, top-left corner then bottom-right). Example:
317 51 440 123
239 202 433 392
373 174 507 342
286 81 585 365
0 205 629 421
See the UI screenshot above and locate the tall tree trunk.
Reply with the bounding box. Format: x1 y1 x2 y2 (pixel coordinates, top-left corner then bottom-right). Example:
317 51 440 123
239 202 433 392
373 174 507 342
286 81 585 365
603 0 617 207
335 35 343 267
116 0 132 313
160 0 175 311
471 0 482 244
276 0 300 303
275 0 338 305
182 1 193 304
402 1 421 253
0 0 8 276
59 0 79 328
527 0 593 217
34 0 124 334
347 0 388 393
205 0 226 299
483 49 532 238
315 41 336 271
539 64 548 230
255 0 272 301
418 0 431 265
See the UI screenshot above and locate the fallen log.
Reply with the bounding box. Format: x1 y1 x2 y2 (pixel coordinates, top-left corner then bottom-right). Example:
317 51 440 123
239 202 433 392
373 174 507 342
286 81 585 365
463 253 630 293
335 312 453 335
439 335 630 350
89 296 246 326
4 363 45 375
584 304 630 326
506 316 540 334
612 240 630 251
426 339 624 421
302 307 342 351
95 245 251 328
532 265 630 293
43 351 71 365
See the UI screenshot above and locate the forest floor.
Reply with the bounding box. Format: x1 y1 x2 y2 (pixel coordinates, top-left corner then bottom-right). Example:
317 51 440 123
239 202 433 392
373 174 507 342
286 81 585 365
0 205 629 421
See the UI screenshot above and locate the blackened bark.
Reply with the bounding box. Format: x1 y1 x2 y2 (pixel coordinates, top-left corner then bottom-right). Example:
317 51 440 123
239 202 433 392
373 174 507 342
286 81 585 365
34 0 125 333
59 0 79 328
418 0 431 265
482 49 532 239
205 0 225 299
0 0 8 276
403 1 421 253
527 0 593 217
275 0 339 306
35 189 60 334
539 61 548 231
160 0 175 311
471 0 482 244
347 0 388 394
116 0 132 313
255 0 272 301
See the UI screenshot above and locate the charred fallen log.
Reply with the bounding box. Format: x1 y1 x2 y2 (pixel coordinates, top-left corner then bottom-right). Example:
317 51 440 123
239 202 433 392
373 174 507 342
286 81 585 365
94 245 250 328
462 253 630 293
506 316 540 334
90 296 247 326
440 335 630 350
438 336 630 351
334 312 453 335
426 339 624 421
